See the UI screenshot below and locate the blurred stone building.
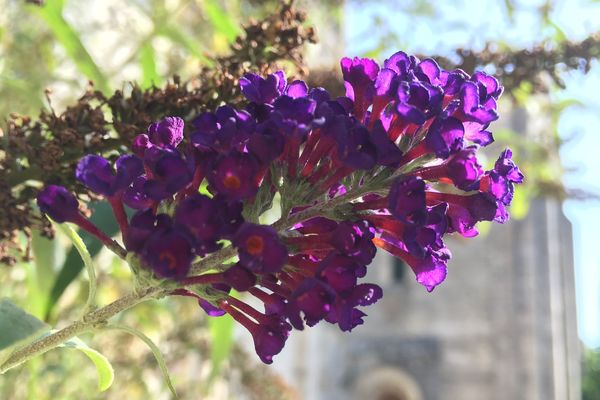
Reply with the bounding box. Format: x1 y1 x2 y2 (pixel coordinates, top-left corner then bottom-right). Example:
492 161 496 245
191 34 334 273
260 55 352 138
270 108 580 400
273 195 580 400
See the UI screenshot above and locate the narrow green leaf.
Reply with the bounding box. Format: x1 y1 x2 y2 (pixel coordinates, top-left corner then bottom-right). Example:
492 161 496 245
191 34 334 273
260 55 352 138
32 1 110 93
202 0 241 43
139 42 161 88
503 0 515 22
24 264 45 321
31 230 60 295
106 324 178 399
554 98 584 112
545 19 567 43
55 222 96 314
59 337 114 392
157 25 213 66
28 230 62 318
45 202 119 320
363 42 388 59
0 299 50 368
208 313 234 381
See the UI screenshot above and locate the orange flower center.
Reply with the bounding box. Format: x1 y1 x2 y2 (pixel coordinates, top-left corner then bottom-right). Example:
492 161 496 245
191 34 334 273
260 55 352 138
223 173 241 190
159 252 178 270
246 235 265 255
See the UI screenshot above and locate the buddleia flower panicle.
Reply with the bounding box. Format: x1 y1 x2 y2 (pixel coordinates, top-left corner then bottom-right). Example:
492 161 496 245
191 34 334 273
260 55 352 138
37 50 522 364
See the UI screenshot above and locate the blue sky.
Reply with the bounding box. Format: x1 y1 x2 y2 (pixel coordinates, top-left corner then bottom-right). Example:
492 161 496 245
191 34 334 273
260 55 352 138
345 0 600 347
559 70 600 347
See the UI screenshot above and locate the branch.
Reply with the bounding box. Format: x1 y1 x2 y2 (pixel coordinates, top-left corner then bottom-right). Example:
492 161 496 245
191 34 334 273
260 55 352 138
0 286 166 374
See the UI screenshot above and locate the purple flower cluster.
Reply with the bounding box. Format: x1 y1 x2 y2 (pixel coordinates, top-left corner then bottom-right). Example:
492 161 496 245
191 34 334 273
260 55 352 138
37 50 522 364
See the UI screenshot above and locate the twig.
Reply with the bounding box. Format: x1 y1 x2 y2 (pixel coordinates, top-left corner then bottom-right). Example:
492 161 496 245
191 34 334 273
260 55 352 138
0 286 166 374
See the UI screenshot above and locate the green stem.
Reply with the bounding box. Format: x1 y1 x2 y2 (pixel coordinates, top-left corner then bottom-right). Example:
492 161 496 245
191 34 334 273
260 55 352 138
272 181 385 231
104 323 179 399
0 287 166 374
56 223 97 316
190 244 237 274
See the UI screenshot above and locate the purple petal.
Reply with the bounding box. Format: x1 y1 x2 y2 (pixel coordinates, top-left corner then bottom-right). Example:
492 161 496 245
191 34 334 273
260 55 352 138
285 80 309 98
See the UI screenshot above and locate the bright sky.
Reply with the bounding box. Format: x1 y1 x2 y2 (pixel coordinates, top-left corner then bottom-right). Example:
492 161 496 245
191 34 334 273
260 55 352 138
345 0 600 347
559 70 600 347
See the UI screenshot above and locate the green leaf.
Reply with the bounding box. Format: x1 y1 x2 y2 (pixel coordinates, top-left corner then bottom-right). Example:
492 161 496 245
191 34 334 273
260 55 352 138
157 25 212 66
59 337 114 392
503 0 515 22
208 313 234 381
363 42 388 59
554 98 584 112
28 230 62 318
55 222 96 314
32 0 110 93
45 202 119 321
545 18 567 43
106 324 178 398
0 299 50 368
139 42 161 89
31 230 60 295
202 0 241 43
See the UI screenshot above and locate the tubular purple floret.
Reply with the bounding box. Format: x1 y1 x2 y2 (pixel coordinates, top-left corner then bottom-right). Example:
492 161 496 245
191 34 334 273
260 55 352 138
35 50 523 365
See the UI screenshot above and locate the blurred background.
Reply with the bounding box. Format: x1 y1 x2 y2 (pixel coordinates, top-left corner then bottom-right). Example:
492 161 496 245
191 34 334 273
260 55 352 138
0 0 599 399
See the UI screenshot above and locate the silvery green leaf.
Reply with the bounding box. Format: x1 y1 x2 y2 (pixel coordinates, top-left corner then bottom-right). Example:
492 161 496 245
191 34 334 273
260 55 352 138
59 337 114 392
0 298 50 369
